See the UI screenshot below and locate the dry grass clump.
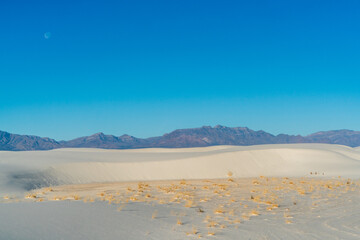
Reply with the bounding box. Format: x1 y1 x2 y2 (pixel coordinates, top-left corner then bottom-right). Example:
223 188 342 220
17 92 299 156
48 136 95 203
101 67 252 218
185 200 195 208
203 215 212 222
151 210 158 219
297 189 306 195
214 207 225 214
228 209 235 216
73 194 81 200
52 196 61 201
266 206 274 211
130 196 138 201
250 209 259 216
219 224 227 229
233 218 241 224
98 192 106 197
117 203 127 212
180 179 187 185
186 226 198 236
207 221 219 228
25 193 37 199
252 180 260 185
197 207 204 213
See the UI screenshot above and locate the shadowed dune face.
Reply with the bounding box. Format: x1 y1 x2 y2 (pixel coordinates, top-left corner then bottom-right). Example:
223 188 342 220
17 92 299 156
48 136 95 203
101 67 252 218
1 144 359 193
8 171 60 191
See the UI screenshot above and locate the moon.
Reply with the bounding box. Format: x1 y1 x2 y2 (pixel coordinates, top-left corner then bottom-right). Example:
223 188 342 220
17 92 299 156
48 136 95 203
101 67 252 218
44 32 51 39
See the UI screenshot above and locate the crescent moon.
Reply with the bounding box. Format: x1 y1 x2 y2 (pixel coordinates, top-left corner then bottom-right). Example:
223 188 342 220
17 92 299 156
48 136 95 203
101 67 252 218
44 32 51 39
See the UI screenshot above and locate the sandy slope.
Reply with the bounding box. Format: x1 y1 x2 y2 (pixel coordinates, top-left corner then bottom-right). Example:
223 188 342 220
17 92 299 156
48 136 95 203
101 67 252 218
1 144 360 193
1 177 360 240
1 144 360 239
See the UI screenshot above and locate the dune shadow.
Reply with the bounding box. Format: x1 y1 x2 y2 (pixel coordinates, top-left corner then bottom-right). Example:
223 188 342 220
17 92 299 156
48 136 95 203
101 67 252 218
7 170 60 191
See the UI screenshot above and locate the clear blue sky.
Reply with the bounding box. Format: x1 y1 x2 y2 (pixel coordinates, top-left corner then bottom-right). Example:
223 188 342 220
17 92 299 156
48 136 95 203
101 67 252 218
1 0 360 140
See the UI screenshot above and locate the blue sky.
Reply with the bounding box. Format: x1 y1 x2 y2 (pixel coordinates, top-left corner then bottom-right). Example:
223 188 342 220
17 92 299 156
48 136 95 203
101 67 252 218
1 0 360 140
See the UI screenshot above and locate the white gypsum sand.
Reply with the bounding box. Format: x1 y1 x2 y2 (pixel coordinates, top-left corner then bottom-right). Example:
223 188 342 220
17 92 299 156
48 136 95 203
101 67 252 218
0 143 360 189
0 143 359 239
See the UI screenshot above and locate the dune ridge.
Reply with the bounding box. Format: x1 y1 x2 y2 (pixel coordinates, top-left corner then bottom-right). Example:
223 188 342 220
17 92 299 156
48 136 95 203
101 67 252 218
1 144 359 192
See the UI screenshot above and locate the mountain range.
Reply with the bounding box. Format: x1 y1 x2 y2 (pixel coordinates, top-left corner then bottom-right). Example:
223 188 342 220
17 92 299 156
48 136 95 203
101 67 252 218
1 125 360 151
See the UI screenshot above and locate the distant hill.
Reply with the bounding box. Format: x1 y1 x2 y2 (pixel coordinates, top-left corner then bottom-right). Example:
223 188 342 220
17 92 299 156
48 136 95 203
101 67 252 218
0 131 61 151
1 126 360 151
305 130 360 147
61 132 148 149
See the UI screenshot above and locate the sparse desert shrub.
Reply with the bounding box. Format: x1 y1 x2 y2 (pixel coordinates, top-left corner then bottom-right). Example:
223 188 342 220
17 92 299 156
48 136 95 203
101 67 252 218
25 193 37 199
177 218 183 225
214 207 224 214
52 196 61 201
220 224 226 229
266 206 273 211
228 209 235 216
185 200 194 208
250 209 259 216
152 210 158 219
117 203 126 211
186 226 198 236
207 221 218 228
130 196 138 201
180 179 187 185
233 219 241 224
204 215 211 222
73 194 81 200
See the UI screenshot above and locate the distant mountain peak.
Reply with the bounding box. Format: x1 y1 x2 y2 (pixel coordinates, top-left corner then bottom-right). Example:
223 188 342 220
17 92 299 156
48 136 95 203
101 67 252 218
120 134 132 137
91 132 106 137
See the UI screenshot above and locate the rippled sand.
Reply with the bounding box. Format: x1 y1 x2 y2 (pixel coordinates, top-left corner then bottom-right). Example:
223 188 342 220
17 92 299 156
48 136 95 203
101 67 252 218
1 176 359 239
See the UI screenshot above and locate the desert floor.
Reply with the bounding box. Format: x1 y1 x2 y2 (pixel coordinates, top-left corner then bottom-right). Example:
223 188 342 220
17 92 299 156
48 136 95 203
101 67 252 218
0 144 360 239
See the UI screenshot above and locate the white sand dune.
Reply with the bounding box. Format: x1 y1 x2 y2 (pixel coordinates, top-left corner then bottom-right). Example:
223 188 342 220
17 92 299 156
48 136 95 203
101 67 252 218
1 144 360 193
1 144 360 240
